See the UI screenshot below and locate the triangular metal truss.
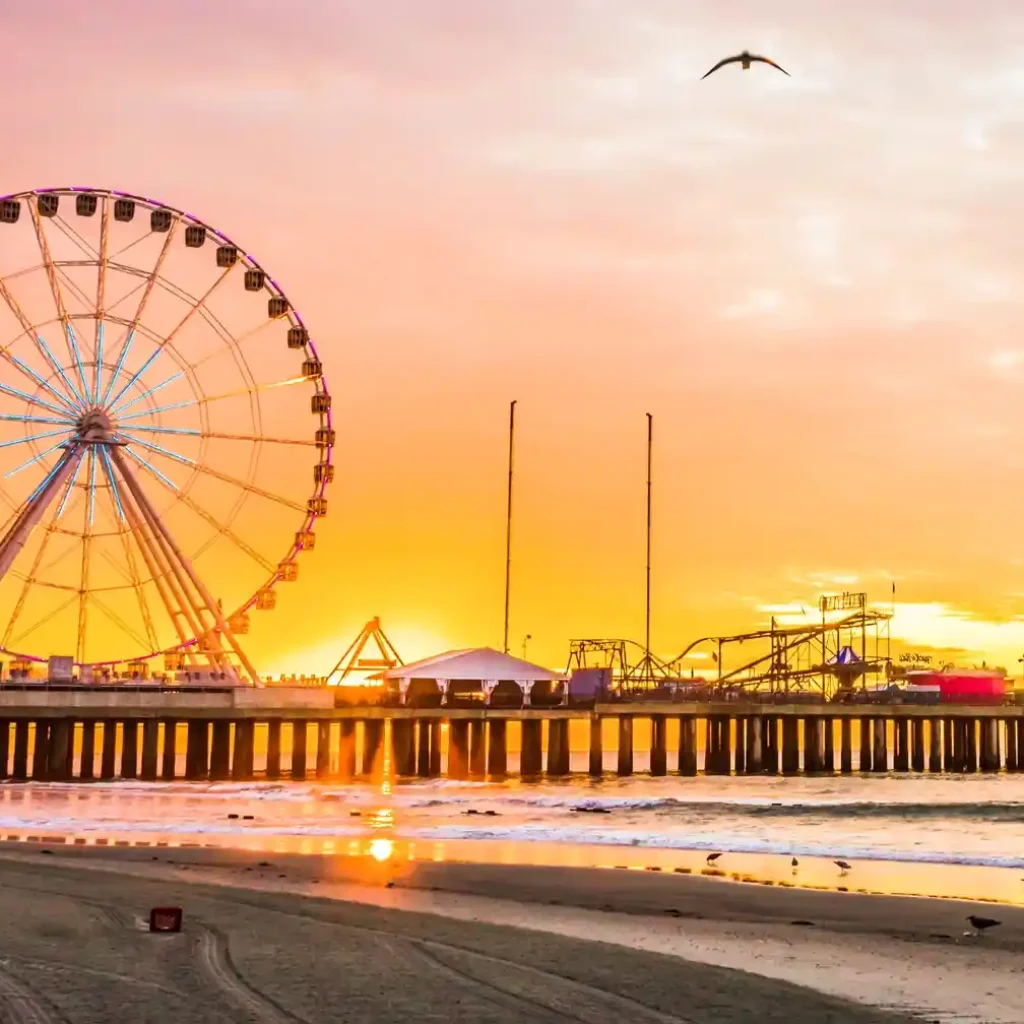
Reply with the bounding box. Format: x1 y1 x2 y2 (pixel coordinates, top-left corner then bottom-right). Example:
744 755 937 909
325 616 402 685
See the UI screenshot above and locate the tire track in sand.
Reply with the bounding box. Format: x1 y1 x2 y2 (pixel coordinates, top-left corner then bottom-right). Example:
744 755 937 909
411 939 695 1024
0 966 65 1024
194 925 308 1024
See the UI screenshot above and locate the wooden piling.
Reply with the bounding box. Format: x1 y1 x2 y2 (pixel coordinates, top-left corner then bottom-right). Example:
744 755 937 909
617 716 634 776
650 715 667 776
487 719 508 777
678 715 698 776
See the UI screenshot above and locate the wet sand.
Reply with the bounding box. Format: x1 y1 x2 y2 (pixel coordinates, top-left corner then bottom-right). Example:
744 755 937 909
1 844 1018 1023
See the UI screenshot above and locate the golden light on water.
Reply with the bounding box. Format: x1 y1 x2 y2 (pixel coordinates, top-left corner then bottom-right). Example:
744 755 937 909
368 838 394 863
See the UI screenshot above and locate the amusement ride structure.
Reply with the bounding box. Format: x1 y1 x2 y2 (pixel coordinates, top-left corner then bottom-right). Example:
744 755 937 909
0 188 333 685
568 591 893 698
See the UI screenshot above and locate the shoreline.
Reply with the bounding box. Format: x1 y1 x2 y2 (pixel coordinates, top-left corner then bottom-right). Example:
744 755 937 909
3 842 1024 1022
3 825 1023 907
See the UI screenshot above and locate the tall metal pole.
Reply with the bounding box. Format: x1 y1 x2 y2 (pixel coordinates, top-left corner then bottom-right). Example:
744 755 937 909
645 412 653 669
503 400 516 655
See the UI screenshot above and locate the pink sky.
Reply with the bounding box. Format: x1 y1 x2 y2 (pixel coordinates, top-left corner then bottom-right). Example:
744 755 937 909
5 1 1024 674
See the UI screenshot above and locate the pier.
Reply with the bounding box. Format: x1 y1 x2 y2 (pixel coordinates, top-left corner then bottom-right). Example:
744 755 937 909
0 688 1022 782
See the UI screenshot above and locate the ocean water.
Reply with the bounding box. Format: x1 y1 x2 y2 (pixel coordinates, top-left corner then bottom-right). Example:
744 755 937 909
3 771 1023 873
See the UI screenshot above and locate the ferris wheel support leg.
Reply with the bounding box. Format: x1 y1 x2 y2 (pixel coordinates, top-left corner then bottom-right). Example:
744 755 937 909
0 447 81 583
111 447 262 687
118 481 202 658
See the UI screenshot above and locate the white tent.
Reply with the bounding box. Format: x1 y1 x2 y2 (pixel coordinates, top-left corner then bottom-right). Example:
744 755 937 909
383 647 564 705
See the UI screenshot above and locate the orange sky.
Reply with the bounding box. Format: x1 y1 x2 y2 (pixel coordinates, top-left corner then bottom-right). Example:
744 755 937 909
5 1 1024 676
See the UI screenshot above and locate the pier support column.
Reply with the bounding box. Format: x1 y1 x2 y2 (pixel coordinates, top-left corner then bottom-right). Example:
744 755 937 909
99 722 116 780
745 716 762 774
520 719 542 776
0 721 9 780
185 720 208 780
859 717 873 772
79 721 96 780
928 718 942 773
232 721 254 781
840 718 853 774
763 717 779 774
470 720 487 778
316 721 332 778
392 719 416 777
981 718 1000 772
547 719 569 777
678 716 698 776
589 716 604 776
338 721 356 779
733 718 746 774
487 719 507 777
47 720 72 781
362 720 384 778
1006 719 1019 772
161 720 178 780
447 720 469 780
121 721 139 779
894 719 909 772
31 722 50 780
706 717 729 775
210 721 231 780
429 721 442 776
781 717 800 775
650 716 667 776
965 719 978 773
290 721 308 779
872 718 888 772
265 720 282 780
942 719 955 771
911 719 925 772
617 716 634 776
140 720 159 781
416 720 431 777
12 721 29 780
802 718 821 772
822 717 835 773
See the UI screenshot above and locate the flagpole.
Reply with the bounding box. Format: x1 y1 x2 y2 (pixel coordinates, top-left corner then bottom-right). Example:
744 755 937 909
502 400 516 655
645 413 653 671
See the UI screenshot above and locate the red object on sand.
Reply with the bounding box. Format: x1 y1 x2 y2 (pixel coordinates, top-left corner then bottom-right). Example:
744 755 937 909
149 907 183 933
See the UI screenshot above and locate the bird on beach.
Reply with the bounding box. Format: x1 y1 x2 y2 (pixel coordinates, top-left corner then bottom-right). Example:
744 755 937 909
702 50 790 79
834 860 852 875
791 857 799 869
967 915 1001 935
706 852 722 865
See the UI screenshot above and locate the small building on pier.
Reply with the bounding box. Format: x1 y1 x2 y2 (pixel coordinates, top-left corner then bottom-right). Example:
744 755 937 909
383 648 565 707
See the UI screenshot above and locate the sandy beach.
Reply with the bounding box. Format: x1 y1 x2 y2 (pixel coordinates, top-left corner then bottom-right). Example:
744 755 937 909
1 843 1021 1023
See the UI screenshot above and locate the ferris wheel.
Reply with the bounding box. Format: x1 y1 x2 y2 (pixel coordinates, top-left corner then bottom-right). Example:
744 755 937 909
0 187 334 684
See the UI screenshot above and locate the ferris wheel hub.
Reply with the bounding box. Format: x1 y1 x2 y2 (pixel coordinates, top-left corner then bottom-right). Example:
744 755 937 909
75 406 114 443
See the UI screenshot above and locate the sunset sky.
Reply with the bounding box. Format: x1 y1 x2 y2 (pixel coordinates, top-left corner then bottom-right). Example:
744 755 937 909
5 1 1024 677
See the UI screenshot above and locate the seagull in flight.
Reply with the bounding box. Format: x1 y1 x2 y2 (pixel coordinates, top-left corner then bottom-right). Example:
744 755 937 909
702 51 790 79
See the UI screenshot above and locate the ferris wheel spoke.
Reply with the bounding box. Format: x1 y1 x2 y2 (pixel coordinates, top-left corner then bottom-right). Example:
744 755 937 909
4 439 69 480
189 316 281 372
0 276 84 408
76 448 98 663
121 432 304 512
0 381 76 420
99 446 125 522
0 426 74 451
125 447 276 575
110 369 185 417
93 197 111 405
34 332 88 408
104 344 165 412
51 214 99 261
28 198 91 378
101 328 135 408
104 218 179 372
124 425 317 447
116 375 309 423
55 448 86 519
106 479 160 651
3 352 81 416
0 413 75 426
148 264 237 366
